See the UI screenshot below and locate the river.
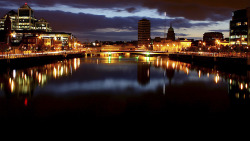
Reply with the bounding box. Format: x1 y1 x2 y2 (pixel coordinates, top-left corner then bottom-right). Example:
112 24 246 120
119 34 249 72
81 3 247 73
0 55 249 125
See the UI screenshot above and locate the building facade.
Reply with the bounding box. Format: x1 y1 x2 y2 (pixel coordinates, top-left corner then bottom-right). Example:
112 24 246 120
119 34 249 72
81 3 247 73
203 32 224 46
0 10 18 31
230 8 250 46
138 19 151 49
153 37 191 52
20 31 78 51
0 3 52 32
18 3 35 30
35 18 52 32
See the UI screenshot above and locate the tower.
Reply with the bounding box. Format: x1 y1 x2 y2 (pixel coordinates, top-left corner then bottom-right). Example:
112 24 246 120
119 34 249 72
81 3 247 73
18 3 35 30
138 19 151 48
166 23 175 41
4 14 11 44
4 15 11 32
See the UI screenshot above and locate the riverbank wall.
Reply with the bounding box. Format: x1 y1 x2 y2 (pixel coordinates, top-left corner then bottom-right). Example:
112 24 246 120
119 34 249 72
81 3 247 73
0 53 85 69
168 53 250 73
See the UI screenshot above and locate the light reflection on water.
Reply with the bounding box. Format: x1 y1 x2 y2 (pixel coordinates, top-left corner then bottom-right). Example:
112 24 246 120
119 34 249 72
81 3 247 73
0 56 249 97
0 58 81 96
0 55 250 120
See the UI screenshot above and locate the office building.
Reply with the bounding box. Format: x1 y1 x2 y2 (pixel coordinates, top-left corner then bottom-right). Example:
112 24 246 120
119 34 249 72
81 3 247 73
35 18 52 32
230 8 250 46
18 3 35 30
138 19 151 48
0 10 18 31
0 3 52 32
203 32 224 46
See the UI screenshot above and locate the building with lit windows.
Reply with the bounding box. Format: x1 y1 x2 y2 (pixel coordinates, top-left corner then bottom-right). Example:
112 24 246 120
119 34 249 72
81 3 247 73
230 8 250 46
203 32 224 46
0 10 18 31
0 3 52 32
18 3 36 30
153 37 192 52
0 3 79 52
152 25 191 52
35 18 52 32
138 19 151 49
18 31 78 50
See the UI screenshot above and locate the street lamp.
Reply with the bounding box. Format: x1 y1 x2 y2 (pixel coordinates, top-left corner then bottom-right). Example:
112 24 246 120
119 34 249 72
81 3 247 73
11 32 16 38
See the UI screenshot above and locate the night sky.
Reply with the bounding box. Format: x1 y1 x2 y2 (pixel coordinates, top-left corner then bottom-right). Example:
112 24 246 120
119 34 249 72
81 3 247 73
0 0 249 42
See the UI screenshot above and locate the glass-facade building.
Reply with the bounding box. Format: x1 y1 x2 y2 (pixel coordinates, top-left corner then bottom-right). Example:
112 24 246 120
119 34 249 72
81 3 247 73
0 10 18 31
230 8 250 46
35 18 52 32
0 3 52 32
18 3 35 30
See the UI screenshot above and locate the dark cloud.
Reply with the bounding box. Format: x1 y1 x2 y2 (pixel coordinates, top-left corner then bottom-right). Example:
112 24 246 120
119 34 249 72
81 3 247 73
2 0 249 21
33 10 214 41
125 7 137 13
0 0 240 41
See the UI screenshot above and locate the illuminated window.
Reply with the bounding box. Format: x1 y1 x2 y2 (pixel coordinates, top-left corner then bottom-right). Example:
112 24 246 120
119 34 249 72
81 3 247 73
244 22 247 25
236 22 241 26
236 35 241 38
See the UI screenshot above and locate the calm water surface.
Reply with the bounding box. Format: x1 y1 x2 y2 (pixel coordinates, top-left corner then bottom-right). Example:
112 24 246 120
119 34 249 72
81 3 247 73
0 55 250 123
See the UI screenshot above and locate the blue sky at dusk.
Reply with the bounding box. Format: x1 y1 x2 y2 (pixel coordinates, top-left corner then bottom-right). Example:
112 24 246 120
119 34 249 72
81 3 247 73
0 0 249 42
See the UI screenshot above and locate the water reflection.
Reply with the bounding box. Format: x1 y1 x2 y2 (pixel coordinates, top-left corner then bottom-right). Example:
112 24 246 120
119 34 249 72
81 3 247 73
0 58 81 96
1 55 249 101
150 57 250 105
0 55 250 120
137 62 150 86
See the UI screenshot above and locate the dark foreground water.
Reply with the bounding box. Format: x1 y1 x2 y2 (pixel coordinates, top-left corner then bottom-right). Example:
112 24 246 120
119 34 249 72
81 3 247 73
1 55 250 126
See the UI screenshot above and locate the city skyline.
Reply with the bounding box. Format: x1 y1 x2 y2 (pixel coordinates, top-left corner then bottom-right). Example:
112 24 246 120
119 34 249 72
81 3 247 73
0 0 249 42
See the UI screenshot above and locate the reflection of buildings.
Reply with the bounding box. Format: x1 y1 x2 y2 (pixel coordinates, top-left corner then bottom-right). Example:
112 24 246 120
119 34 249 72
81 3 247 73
137 62 150 86
230 8 250 46
166 64 175 86
151 57 250 106
0 58 81 96
138 19 151 49
228 78 250 103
